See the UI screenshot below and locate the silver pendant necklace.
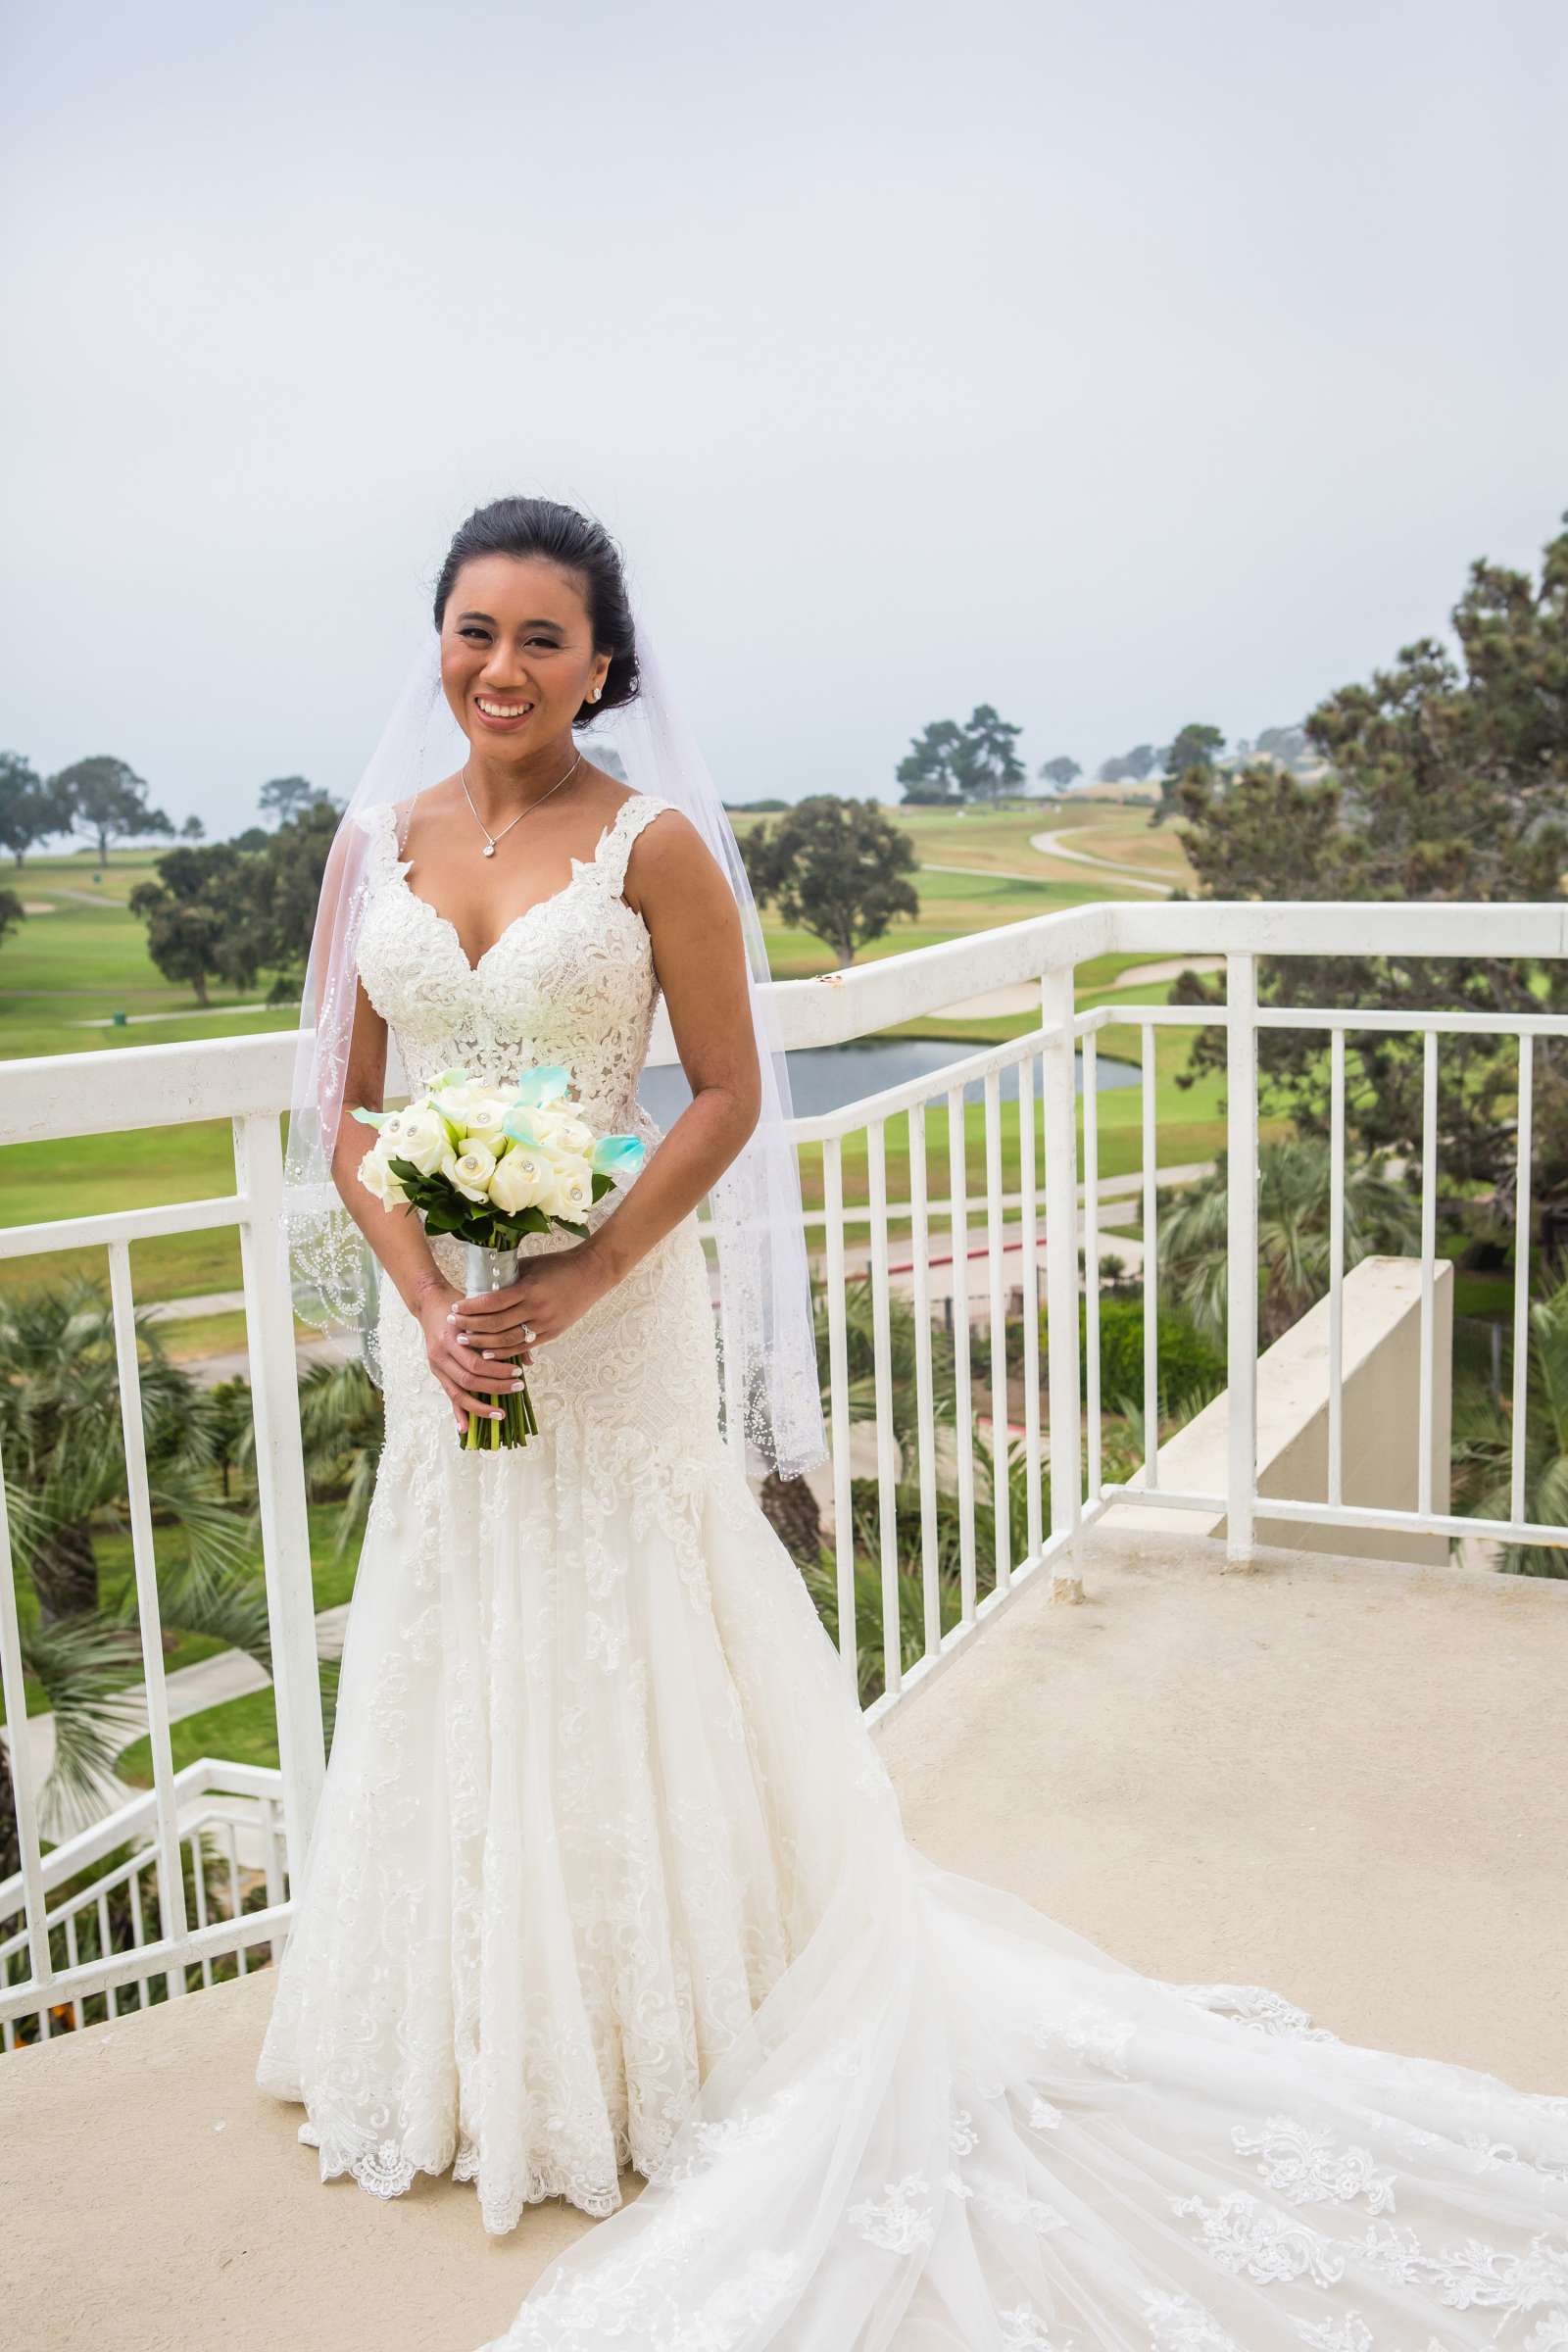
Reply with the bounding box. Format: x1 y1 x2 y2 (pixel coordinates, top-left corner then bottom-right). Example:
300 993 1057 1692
461 751 583 858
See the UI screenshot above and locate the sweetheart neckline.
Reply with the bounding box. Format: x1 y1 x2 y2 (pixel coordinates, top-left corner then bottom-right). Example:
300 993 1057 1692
383 796 653 978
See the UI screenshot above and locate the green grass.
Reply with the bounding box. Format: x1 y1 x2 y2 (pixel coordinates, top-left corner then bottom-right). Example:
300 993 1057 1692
116 1682 293 1782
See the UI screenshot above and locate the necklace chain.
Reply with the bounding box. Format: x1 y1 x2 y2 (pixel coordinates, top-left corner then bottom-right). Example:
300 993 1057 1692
460 751 583 857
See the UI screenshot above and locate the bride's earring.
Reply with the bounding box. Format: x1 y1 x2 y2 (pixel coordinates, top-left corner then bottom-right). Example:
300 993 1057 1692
590 685 602 701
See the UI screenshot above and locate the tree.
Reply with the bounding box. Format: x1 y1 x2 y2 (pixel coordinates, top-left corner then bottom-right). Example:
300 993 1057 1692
0 1275 252 1624
1159 723 1225 778
49 755 172 862
741 795 919 965
1156 1139 1420 1347
1039 756 1081 794
897 719 967 805
1255 722 1310 770
126 799 337 1007
0 888 22 948
0 1276 273 1882
1151 722 1225 826
179 813 206 841
1171 512 1568 1219
0 750 58 866
254 796 339 995
259 773 333 826
1121 743 1157 782
291 1359 385 1554
1452 1258 1568 1579
897 707 1027 804
128 844 257 1005
956 704 1027 802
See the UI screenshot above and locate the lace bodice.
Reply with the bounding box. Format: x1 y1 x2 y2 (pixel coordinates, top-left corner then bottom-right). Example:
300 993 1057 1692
354 791 676 1136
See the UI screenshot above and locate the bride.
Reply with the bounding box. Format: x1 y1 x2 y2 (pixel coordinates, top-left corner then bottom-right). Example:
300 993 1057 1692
256 495 1567 2350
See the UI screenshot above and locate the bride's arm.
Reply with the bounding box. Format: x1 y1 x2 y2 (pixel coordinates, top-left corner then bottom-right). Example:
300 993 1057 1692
587 809 763 1277
332 969 529 1432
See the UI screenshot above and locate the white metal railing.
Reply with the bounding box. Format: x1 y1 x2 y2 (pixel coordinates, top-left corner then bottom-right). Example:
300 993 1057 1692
0 1761 287 2052
2 896 1565 2044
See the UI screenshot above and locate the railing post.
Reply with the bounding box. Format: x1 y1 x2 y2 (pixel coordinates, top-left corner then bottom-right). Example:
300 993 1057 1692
1225 953 1258 1566
233 1110 326 1885
821 1137 858 1694
1041 965 1083 1600
0 1436 52 1994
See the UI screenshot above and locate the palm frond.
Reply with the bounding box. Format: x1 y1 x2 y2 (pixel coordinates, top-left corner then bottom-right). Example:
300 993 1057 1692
13 1611 146 1830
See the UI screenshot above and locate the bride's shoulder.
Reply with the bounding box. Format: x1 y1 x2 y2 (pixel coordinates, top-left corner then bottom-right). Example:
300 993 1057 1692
612 789 698 858
613 794 731 915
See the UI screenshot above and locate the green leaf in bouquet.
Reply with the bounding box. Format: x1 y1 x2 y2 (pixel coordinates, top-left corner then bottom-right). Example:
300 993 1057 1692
493 1207 553 1242
387 1158 449 1209
421 1203 467 1236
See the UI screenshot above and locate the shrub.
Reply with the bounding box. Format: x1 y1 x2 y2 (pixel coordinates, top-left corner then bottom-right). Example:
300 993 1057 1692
1040 1297 1226 1414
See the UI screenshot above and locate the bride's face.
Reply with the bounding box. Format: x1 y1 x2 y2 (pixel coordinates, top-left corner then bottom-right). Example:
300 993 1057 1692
439 555 611 751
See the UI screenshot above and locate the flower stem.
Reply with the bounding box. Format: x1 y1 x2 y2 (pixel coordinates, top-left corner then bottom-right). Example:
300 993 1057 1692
458 1373 536 1450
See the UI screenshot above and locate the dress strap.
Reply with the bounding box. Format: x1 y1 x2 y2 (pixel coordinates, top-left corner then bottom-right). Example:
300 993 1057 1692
354 799 403 883
595 793 675 898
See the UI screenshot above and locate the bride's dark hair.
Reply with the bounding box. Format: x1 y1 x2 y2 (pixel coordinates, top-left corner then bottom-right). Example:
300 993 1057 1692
431 495 642 724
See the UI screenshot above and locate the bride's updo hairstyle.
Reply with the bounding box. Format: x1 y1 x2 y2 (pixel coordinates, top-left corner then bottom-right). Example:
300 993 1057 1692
431 496 642 727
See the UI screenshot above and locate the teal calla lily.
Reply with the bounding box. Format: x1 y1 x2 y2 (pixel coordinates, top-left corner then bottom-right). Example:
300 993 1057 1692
592 1134 647 1179
501 1107 542 1146
513 1065 572 1106
350 1106 390 1128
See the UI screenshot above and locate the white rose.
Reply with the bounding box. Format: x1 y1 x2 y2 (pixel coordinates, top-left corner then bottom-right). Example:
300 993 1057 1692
455 1095 514 1147
524 1121 595 1177
428 1078 485 1124
488 1147 548 1214
530 1108 595 1156
541 1161 594 1221
388 1102 452 1175
445 1142 497 1202
359 1144 408 1206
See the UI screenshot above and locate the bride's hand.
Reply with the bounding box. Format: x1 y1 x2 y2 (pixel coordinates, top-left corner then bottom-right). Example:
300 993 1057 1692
449 1244 614 1360
415 1278 530 1434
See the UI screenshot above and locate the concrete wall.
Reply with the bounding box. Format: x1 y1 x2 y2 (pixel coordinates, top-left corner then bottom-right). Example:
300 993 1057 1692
1121 1255 1454 1565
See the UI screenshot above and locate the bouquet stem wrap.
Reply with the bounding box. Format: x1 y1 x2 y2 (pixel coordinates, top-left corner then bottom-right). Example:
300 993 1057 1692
462 1242 538 1452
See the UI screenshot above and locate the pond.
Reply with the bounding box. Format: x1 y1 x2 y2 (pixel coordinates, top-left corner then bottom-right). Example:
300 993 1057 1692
640 1035 1140 1126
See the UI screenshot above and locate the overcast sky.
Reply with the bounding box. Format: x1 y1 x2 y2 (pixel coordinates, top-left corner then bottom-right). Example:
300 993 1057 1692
3 0 1564 834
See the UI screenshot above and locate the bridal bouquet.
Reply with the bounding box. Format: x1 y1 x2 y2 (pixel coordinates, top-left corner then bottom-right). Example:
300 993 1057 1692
352 1065 646 1452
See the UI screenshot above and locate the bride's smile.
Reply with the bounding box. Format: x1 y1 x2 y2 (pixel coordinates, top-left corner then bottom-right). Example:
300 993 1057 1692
472 696 535 727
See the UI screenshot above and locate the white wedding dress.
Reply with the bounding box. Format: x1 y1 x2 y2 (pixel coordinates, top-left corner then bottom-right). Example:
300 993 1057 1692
255 790 1568 2350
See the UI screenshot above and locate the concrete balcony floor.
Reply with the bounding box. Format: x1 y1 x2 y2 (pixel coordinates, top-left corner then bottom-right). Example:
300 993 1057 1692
4 1527 1564 2352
